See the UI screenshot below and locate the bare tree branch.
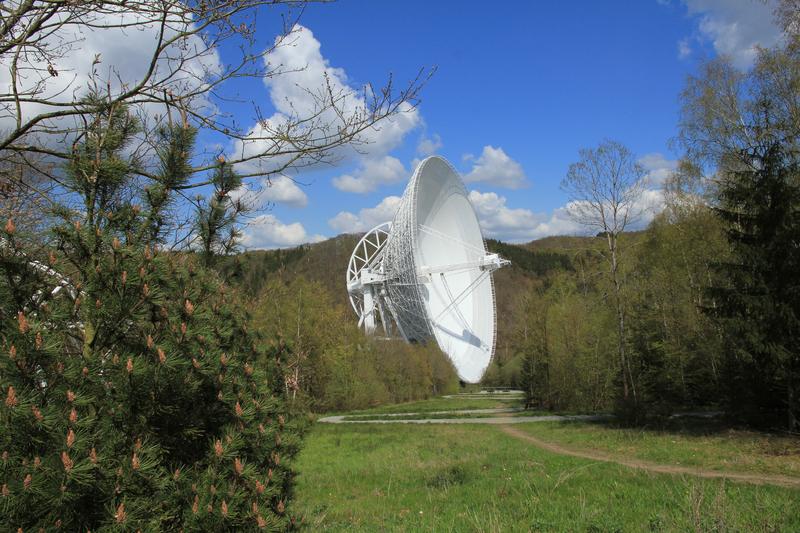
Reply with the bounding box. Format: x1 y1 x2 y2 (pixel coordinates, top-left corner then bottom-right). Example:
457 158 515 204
0 0 431 195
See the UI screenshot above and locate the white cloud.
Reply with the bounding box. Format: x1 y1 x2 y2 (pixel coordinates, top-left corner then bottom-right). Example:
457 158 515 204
469 178 668 243
638 152 678 186
241 214 324 249
328 181 669 243
563 183 668 236
468 190 580 242
329 189 576 242
637 188 668 221
417 134 443 156
332 156 406 194
328 195 402 233
230 175 308 208
0 7 221 144
682 0 782 69
231 25 420 179
463 146 528 189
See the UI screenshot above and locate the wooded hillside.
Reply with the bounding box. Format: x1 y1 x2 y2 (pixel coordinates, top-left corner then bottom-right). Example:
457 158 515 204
216 233 574 378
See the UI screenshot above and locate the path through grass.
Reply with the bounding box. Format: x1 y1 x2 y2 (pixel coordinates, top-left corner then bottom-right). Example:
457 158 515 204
511 419 800 478
293 396 800 531
292 423 799 531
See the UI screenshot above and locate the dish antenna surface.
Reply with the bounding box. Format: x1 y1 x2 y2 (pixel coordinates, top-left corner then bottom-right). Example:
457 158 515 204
346 156 509 383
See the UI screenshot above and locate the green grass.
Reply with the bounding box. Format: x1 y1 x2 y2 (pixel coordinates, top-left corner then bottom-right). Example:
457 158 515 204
291 423 799 532
339 396 522 415
338 410 582 421
293 397 800 531
339 410 604 422
340 411 520 421
513 419 800 478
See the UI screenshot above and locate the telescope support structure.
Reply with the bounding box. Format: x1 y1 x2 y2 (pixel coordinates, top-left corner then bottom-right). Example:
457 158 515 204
346 223 509 342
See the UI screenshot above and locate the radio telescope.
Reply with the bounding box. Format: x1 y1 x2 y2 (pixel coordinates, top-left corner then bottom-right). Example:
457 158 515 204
346 156 509 383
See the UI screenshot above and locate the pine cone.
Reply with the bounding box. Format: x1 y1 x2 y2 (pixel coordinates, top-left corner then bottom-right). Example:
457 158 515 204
61 452 73 472
17 311 29 334
5 386 18 408
115 503 126 523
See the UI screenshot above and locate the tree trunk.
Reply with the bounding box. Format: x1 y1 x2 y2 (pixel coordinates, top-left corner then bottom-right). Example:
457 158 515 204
607 233 634 405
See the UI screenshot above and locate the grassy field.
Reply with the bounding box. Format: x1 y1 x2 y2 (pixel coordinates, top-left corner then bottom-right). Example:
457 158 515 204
339 396 522 415
291 398 800 532
340 411 520 421
338 410 601 422
512 419 800 478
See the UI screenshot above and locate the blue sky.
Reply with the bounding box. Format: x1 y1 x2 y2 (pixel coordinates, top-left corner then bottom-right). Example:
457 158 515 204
228 0 783 248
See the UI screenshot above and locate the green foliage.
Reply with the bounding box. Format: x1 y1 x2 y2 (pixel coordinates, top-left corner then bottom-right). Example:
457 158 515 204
486 239 571 276
196 159 245 266
515 286 551 409
485 208 726 421
626 209 727 418
249 276 459 413
216 247 310 297
0 100 299 530
707 143 800 428
677 34 800 430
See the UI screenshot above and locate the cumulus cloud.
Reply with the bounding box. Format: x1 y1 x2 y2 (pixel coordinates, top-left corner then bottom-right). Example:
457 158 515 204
332 156 406 194
462 146 528 189
328 181 669 243
231 25 420 180
329 190 566 242
468 191 580 242
230 175 308 208
636 188 668 221
469 177 668 244
639 152 678 186
417 134 443 156
328 196 402 233
241 214 324 249
682 0 782 69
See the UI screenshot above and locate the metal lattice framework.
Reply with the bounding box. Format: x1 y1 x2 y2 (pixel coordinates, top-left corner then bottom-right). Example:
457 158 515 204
346 222 392 334
380 165 433 342
345 156 510 383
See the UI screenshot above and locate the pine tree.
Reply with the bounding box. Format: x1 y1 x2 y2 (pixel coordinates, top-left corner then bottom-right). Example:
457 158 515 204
1 98 301 530
196 159 246 268
707 142 800 430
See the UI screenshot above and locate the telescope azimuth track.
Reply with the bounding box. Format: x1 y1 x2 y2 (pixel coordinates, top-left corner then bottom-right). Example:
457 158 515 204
345 156 509 383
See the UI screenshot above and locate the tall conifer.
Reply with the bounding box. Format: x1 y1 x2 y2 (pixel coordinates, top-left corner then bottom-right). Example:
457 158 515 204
708 142 800 430
1 98 301 530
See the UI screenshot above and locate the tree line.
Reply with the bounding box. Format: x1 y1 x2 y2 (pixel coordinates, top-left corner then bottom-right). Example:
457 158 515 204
247 275 459 412
489 13 800 431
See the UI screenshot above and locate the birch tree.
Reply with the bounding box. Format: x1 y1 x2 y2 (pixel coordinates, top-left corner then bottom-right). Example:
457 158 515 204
561 140 646 414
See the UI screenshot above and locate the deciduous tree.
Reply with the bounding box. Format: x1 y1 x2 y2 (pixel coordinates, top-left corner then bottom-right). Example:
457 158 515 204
562 140 647 417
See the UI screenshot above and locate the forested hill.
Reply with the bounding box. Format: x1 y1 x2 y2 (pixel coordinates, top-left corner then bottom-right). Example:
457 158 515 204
218 234 361 309
217 233 586 372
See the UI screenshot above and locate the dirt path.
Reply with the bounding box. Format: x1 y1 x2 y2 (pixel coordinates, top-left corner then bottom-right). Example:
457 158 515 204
317 411 609 425
318 406 800 488
499 424 800 489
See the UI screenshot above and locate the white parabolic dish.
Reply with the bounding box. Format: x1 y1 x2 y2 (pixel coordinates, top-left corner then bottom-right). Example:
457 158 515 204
346 156 509 383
